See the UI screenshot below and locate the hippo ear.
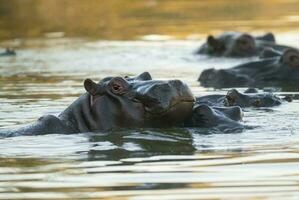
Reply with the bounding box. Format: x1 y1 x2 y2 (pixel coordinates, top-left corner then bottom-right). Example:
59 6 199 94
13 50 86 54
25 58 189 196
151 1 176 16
84 79 103 95
136 72 152 81
256 32 276 42
207 35 219 47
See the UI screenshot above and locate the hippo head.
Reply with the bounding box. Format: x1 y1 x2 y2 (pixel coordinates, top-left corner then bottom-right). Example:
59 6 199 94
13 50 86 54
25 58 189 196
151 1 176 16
224 89 282 107
199 32 257 57
255 48 299 84
198 68 251 88
225 33 257 57
5 48 16 55
199 48 299 88
83 72 195 130
187 104 244 132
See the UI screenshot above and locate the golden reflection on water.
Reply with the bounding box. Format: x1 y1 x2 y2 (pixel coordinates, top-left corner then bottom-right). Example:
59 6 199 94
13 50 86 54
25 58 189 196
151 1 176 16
1 0 299 40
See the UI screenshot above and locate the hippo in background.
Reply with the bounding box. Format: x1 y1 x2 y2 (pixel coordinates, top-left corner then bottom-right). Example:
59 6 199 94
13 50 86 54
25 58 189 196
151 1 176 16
196 88 291 108
198 48 299 88
184 87 294 132
196 32 295 58
0 72 195 137
0 48 16 57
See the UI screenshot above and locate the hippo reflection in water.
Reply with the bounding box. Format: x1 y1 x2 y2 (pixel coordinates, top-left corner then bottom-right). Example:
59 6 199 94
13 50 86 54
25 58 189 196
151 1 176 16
198 48 299 88
196 32 294 58
0 72 245 137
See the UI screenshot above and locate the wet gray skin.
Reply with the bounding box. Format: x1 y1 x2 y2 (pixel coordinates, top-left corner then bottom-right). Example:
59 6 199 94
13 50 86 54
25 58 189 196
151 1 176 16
196 88 286 108
0 48 16 57
0 72 195 137
196 32 295 57
198 48 299 88
184 104 244 132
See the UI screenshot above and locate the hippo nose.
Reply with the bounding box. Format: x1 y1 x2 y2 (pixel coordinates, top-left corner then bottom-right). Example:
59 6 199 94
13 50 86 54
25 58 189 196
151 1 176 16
138 82 173 112
168 79 195 101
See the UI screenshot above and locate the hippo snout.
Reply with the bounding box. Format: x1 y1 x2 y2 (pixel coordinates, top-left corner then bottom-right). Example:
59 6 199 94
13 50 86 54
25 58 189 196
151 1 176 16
138 80 194 114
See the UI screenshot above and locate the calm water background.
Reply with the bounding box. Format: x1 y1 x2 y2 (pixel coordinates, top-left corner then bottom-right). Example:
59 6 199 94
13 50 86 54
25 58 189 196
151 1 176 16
1 0 299 199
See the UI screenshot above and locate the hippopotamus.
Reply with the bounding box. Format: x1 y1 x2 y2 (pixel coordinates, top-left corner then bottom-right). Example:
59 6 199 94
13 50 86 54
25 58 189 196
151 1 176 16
196 32 294 57
196 88 290 108
198 48 299 88
0 48 16 57
0 72 195 137
184 104 244 132
0 72 247 137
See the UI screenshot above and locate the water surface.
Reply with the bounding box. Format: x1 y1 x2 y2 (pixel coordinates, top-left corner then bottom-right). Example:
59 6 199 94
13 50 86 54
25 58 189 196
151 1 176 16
1 0 299 199
0 37 299 199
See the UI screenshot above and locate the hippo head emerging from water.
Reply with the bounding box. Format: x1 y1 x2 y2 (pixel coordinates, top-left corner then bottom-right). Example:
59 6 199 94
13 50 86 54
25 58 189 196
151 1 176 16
196 88 288 108
198 48 299 88
196 32 278 57
77 72 195 130
224 89 283 107
1 72 195 136
0 48 16 57
184 104 244 132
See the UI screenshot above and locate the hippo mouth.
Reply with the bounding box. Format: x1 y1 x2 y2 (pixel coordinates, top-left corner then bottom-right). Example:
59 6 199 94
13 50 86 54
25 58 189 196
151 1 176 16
143 97 195 128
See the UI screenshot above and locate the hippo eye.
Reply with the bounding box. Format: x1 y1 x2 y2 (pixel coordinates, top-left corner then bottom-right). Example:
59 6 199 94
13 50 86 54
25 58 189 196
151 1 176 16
226 95 235 105
108 77 129 95
281 49 299 68
253 99 262 107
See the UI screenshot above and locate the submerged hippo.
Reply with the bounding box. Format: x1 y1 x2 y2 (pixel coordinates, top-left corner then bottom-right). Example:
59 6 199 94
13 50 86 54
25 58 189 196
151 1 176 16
0 72 195 137
196 88 290 108
198 48 299 88
196 32 294 57
184 104 244 132
0 48 16 57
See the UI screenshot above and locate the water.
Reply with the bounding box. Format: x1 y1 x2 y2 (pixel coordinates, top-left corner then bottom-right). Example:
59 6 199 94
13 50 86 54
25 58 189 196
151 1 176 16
1 1 299 199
